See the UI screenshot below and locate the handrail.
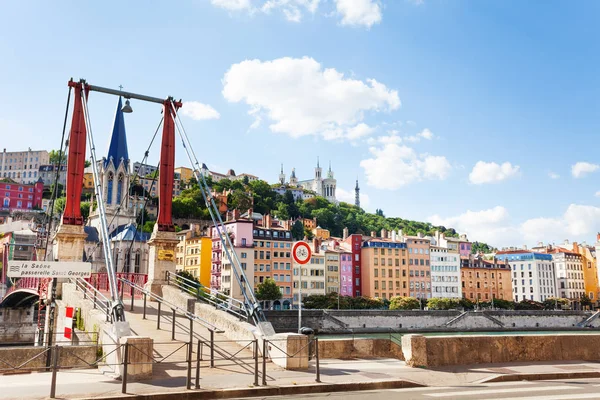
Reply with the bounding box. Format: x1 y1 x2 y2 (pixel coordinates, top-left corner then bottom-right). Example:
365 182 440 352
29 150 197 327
166 271 248 320
118 277 223 334
72 278 112 321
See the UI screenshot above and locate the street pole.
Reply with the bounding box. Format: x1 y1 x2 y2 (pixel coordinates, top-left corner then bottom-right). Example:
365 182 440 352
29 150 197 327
298 264 302 333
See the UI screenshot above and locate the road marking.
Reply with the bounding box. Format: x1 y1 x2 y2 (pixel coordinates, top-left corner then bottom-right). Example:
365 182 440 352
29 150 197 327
497 393 600 400
391 381 534 392
425 385 579 397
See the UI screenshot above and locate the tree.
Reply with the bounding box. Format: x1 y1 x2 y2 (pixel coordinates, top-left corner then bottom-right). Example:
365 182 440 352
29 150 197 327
84 160 91 168
389 296 420 310
228 189 253 211
375 208 385 217
242 175 250 185
49 149 66 164
53 197 66 215
80 202 91 221
255 278 282 301
580 293 593 309
142 221 155 233
50 183 64 197
291 220 304 240
543 297 570 310
427 297 461 310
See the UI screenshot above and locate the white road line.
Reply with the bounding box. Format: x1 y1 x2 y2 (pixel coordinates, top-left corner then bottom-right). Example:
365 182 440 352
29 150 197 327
390 381 534 392
496 393 600 400
425 385 579 397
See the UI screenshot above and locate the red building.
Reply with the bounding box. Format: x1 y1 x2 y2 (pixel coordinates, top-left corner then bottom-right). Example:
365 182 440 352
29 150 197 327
344 233 362 297
0 179 43 211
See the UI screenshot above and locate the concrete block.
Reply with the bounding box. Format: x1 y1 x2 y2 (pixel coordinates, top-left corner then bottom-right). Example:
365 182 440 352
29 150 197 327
122 336 153 381
268 333 308 370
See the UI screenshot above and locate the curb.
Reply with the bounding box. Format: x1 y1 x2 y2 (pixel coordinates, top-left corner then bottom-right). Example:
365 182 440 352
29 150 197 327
481 371 600 383
76 379 425 400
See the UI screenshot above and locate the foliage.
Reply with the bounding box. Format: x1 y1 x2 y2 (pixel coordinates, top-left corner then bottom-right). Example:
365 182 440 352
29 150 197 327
459 297 475 310
84 160 91 168
49 149 66 164
228 190 253 211
580 294 593 308
291 220 305 240
80 202 91 221
53 197 66 215
389 296 420 310
255 278 282 301
302 292 385 310
142 221 155 233
426 297 461 310
543 297 570 310
471 241 495 254
514 299 544 310
490 298 515 310
176 270 197 284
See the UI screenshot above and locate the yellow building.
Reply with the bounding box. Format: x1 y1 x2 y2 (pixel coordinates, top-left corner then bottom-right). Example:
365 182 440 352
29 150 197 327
176 229 212 287
313 226 330 240
572 242 599 305
175 166 194 183
83 171 94 192
361 238 409 300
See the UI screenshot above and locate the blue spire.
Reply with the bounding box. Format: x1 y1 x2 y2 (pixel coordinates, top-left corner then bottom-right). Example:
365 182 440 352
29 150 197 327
105 97 129 168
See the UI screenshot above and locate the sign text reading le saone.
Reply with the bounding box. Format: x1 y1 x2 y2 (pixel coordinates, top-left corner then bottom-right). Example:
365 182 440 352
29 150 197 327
7 261 92 278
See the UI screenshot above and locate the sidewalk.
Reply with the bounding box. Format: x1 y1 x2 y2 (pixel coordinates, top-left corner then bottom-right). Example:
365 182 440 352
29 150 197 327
2 357 600 399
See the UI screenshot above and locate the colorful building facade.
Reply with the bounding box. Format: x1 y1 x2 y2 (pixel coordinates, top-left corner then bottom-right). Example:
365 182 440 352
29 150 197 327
460 255 513 301
0 180 43 211
361 238 408 300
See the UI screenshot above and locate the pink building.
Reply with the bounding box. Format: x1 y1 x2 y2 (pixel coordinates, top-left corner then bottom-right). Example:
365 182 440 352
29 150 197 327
459 235 472 257
1 179 43 211
339 251 353 296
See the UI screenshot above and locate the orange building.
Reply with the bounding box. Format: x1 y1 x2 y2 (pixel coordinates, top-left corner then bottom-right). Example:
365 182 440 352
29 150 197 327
360 237 409 300
252 214 294 309
406 234 431 299
460 255 512 301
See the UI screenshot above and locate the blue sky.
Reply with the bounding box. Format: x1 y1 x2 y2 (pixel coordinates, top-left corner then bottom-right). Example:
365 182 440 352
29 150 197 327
1 0 599 247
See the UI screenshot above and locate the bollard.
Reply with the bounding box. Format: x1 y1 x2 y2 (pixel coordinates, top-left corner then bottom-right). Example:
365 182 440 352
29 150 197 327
254 339 259 386
130 284 135 311
195 339 201 389
121 342 129 394
143 293 147 319
315 338 321 383
186 342 192 390
171 309 176 341
157 302 162 330
49 345 59 398
262 338 267 386
210 331 215 368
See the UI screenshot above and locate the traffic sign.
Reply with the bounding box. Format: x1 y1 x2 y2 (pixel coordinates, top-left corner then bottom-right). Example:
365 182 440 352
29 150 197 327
7 261 92 278
292 241 311 265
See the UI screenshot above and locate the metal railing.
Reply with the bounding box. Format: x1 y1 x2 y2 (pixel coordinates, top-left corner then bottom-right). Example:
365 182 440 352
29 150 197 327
72 278 113 322
165 271 248 320
86 273 148 297
117 277 223 336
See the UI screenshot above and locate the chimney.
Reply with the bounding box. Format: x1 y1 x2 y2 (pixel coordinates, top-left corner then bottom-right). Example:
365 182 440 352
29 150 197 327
264 214 272 228
537 241 543 247
232 209 240 220
391 230 397 242
247 208 253 220
313 238 320 254
381 228 387 239
597 233 600 242
342 227 349 240
371 231 377 238
417 232 423 238
522 245 527 250
398 229 403 240
564 239 569 245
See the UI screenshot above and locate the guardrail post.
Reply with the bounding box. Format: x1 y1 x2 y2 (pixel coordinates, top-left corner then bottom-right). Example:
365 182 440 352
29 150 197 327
315 338 321 383
262 338 267 386
186 341 192 390
157 302 161 330
93 290 97 309
106 305 110 322
49 345 59 398
189 318 194 343
121 342 129 394
120 282 124 301
171 309 176 340
254 339 259 386
195 339 201 389
143 293 147 319
210 330 215 368
130 284 135 311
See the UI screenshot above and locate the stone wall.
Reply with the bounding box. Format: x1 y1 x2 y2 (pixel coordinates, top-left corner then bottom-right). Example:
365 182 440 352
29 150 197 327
402 333 600 367
0 307 36 344
318 338 404 360
265 310 596 333
0 345 96 374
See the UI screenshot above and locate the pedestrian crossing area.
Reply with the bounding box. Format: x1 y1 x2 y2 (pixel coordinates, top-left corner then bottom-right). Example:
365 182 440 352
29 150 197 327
396 380 600 400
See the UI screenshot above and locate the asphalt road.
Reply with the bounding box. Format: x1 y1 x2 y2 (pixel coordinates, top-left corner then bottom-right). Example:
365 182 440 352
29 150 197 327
233 378 600 400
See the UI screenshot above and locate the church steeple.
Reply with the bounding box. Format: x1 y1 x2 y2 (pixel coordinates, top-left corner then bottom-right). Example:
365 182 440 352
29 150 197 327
355 178 360 208
315 157 322 180
279 163 286 185
105 97 129 168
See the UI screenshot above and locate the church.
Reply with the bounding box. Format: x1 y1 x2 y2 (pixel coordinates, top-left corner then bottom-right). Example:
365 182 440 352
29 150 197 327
278 159 337 203
84 97 150 274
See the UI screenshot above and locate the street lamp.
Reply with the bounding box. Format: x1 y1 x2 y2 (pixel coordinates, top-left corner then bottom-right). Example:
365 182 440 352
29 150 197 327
122 99 133 113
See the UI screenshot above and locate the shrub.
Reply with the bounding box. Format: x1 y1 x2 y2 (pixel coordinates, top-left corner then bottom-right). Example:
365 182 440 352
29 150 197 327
427 297 461 310
389 296 420 310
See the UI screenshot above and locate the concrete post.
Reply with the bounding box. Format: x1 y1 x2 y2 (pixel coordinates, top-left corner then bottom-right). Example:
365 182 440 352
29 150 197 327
145 224 178 297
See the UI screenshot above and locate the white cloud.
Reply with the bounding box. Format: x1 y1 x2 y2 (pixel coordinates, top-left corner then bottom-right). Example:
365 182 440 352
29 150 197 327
346 123 375 140
571 162 600 178
428 206 517 247
211 0 251 11
360 143 451 189
222 57 400 140
468 161 520 184
595 191 600 198
521 204 600 243
405 128 434 143
181 101 221 120
335 0 382 28
336 187 370 208
548 172 560 179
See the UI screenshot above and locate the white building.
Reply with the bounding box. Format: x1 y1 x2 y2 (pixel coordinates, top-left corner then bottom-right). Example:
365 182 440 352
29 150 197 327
552 248 585 301
429 246 461 298
496 251 556 302
0 148 49 184
293 243 326 306
280 159 337 203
